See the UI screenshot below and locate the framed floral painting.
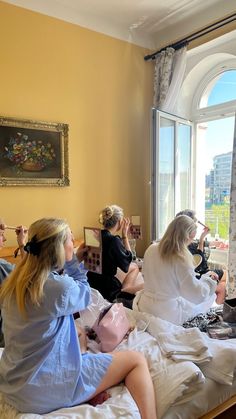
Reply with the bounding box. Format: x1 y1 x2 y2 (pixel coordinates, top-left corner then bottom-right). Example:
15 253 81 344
0 116 69 186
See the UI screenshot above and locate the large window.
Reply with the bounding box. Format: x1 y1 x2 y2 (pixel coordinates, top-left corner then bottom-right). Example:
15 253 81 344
193 67 236 266
199 70 236 108
151 110 192 240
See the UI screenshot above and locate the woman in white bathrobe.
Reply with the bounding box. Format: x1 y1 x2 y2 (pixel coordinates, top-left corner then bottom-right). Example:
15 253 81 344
133 215 219 325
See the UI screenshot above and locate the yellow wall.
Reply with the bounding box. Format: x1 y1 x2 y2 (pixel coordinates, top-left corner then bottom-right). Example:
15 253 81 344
0 1 153 254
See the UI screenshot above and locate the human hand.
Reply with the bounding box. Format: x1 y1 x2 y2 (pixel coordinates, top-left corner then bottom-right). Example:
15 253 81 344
0 222 6 231
121 217 130 237
200 226 210 241
15 225 28 247
208 271 219 281
76 242 88 262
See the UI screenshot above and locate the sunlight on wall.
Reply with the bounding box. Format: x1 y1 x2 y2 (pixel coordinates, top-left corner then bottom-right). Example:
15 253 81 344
0 1 153 253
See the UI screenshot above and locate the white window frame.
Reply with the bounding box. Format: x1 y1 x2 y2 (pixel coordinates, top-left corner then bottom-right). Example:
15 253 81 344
151 108 193 241
192 60 236 123
191 61 236 224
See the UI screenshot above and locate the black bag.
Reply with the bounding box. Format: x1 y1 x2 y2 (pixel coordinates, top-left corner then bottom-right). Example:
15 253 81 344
223 298 236 323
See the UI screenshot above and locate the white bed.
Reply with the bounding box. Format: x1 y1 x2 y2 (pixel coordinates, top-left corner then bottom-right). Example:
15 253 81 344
0 289 236 419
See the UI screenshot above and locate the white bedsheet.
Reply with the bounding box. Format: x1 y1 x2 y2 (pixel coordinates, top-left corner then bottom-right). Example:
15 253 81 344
0 289 236 419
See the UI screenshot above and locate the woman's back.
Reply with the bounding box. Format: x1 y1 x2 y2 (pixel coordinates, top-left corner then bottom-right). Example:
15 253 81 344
87 229 132 302
142 243 184 295
133 241 217 325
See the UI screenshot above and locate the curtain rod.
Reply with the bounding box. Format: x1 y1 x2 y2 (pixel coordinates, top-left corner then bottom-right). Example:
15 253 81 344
144 13 236 61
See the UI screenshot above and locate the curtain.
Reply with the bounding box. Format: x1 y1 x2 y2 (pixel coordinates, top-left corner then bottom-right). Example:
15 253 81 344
228 118 236 299
153 46 187 113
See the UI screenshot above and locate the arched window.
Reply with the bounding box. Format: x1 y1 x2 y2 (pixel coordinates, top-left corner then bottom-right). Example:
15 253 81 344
193 65 236 247
199 69 236 108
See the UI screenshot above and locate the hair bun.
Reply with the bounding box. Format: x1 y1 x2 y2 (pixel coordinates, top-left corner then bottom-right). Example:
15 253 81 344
99 206 114 224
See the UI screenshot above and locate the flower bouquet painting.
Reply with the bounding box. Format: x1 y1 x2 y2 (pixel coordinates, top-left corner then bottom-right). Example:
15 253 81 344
4 133 56 172
0 116 69 186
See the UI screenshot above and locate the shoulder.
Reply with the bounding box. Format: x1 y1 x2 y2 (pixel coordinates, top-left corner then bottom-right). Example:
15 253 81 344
102 230 120 241
103 231 122 247
0 258 14 268
45 271 76 295
0 258 14 282
144 243 159 257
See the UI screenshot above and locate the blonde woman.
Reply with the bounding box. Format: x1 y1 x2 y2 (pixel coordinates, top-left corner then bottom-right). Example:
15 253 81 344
0 218 157 419
133 215 219 325
0 220 27 347
87 205 143 305
175 209 225 282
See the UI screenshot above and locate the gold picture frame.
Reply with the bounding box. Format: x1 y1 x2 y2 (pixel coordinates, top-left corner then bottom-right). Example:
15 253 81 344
0 116 69 186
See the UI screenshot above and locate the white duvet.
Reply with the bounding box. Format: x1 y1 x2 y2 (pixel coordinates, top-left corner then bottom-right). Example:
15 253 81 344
0 289 236 419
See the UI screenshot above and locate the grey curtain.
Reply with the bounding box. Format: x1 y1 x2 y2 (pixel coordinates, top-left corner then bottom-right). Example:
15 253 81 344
153 46 186 113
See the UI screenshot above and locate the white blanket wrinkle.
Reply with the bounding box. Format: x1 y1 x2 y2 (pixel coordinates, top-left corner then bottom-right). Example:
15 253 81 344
0 289 236 418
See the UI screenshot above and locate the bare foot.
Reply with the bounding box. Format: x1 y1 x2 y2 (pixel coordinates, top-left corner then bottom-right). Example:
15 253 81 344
88 391 110 406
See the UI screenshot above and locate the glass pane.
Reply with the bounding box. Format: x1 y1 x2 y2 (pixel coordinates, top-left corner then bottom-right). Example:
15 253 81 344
176 124 191 210
204 117 234 243
158 117 174 237
200 70 236 108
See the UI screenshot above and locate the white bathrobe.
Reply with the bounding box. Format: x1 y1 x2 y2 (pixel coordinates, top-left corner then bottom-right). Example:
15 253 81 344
133 243 217 325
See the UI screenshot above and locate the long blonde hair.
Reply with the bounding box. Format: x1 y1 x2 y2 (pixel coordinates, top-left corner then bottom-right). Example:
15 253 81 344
0 218 69 317
158 215 197 265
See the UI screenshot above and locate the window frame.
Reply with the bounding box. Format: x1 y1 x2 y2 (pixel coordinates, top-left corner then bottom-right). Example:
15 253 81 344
190 61 236 229
191 60 236 124
151 108 193 241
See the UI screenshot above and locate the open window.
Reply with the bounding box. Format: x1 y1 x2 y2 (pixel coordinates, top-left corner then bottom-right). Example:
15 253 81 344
151 109 193 240
193 68 236 268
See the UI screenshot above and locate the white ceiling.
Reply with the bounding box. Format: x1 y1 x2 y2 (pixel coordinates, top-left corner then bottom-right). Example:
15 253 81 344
3 0 236 49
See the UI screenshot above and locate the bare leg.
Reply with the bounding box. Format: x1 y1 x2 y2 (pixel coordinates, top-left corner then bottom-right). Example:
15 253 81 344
215 282 226 304
88 351 157 419
119 263 144 294
219 269 227 283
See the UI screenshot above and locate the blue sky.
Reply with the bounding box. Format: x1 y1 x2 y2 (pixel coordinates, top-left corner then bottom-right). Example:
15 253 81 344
204 70 236 174
205 117 234 174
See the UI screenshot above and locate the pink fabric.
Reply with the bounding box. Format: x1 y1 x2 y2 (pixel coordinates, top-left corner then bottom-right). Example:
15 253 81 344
92 303 130 352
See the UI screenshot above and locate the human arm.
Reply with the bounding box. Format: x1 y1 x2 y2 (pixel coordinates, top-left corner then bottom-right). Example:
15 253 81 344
15 225 28 258
120 218 131 251
42 252 91 318
0 259 14 284
197 226 210 252
176 262 217 304
75 324 88 353
110 235 133 273
75 241 88 262
62 255 91 313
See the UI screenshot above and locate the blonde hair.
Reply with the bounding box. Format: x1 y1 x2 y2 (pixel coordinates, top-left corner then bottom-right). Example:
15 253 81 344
158 215 197 265
0 218 69 317
99 205 124 229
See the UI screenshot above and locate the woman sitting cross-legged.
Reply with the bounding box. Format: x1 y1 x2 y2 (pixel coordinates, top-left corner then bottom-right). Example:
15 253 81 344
87 205 144 305
0 217 157 419
133 215 223 326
